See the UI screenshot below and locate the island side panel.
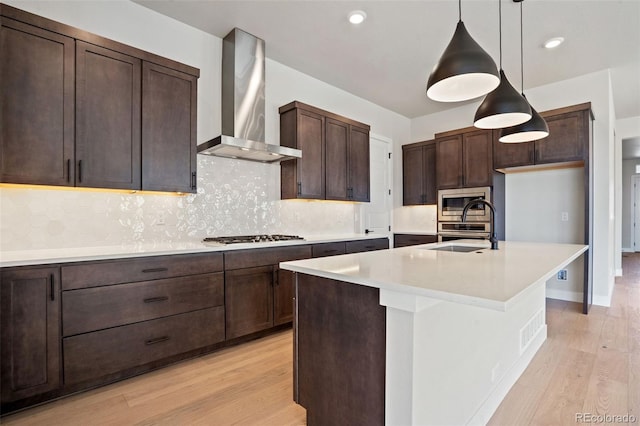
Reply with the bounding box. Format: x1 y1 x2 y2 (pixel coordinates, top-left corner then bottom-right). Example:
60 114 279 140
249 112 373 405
294 273 386 426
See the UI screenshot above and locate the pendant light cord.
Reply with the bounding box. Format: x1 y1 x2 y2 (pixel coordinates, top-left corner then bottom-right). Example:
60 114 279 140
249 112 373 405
520 1 524 93
459 0 462 22
499 0 502 69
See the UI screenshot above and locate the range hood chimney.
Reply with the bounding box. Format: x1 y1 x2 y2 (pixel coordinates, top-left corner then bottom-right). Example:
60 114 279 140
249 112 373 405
197 28 301 163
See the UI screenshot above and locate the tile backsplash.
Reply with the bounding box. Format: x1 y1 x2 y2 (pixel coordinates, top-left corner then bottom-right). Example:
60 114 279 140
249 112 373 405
0 156 355 251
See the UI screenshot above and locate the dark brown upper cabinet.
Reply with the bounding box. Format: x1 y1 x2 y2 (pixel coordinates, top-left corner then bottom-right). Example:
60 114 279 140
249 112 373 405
0 4 199 193
493 103 592 171
0 17 75 186
280 101 370 202
142 62 198 193
402 140 436 205
435 128 493 189
76 42 141 190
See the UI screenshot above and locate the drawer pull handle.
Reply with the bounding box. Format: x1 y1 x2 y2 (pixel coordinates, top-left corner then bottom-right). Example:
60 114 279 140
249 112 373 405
365 245 375 249
145 336 170 345
142 267 168 273
50 274 55 301
144 296 169 304
325 249 339 253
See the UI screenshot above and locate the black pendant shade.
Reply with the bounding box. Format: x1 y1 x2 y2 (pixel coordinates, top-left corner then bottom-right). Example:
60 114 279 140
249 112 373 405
473 69 531 129
499 102 549 142
498 0 549 142
426 21 500 102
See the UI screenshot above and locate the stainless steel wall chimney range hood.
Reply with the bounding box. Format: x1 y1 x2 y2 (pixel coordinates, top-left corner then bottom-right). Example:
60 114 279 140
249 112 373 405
197 28 301 163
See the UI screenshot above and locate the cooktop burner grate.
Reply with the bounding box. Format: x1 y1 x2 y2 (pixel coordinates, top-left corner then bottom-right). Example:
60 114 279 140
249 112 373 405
203 234 305 245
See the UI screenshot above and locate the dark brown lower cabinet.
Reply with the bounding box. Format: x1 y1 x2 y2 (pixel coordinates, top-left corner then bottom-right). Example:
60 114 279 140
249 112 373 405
64 307 224 385
1 267 61 404
274 269 295 325
393 233 438 248
295 273 385 426
225 266 275 339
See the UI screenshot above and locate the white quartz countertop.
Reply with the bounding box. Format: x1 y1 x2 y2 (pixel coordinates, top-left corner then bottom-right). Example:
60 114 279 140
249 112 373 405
0 234 387 267
281 240 588 311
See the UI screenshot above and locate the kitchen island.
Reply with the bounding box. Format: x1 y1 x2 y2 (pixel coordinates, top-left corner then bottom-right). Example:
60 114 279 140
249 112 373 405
280 240 588 426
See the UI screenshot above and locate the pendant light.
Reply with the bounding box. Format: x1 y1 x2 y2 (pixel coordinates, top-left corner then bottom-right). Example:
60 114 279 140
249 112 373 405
473 0 531 129
426 0 500 102
499 0 549 142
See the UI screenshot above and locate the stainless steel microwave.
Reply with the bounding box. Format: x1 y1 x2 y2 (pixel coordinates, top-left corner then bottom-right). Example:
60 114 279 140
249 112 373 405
438 187 492 222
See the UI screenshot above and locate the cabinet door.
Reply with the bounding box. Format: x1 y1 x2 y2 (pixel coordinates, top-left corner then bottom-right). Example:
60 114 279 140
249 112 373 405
325 118 349 200
492 135 534 169
274 268 295 325
142 62 197 193
225 266 274 339
1 18 74 186
535 110 587 164
76 42 141 190
436 135 463 189
423 143 437 204
402 145 424 205
462 130 493 187
297 109 325 199
1 267 61 403
349 125 370 202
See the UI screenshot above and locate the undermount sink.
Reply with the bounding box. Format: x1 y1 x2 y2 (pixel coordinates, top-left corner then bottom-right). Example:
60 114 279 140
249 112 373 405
425 245 485 253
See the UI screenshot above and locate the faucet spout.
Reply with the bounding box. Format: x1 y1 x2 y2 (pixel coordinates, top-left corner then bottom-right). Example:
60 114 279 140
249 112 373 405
461 198 498 250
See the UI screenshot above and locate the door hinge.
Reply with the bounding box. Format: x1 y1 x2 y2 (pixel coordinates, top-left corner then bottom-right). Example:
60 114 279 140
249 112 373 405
388 153 392 159
388 189 391 195
388 225 391 231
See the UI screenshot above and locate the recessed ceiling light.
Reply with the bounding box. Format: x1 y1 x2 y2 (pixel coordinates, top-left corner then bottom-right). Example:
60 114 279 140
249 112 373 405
543 37 565 49
348 10 367 25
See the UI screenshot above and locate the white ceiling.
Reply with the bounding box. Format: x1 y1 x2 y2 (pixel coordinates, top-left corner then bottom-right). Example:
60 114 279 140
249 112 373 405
134 0 640 120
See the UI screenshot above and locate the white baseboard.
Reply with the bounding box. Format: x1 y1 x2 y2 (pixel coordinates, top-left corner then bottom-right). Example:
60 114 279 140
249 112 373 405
622 247 634 253
467 326 547 426
616 268 623 277
545 288 583 303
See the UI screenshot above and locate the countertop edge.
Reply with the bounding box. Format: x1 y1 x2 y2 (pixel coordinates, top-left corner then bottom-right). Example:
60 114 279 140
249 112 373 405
0 234 389 268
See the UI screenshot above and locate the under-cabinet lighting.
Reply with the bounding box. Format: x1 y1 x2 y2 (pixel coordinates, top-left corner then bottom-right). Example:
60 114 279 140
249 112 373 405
0 183 188 196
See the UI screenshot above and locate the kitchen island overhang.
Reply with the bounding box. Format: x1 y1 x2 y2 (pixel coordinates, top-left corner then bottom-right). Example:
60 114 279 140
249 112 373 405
281 240 588 426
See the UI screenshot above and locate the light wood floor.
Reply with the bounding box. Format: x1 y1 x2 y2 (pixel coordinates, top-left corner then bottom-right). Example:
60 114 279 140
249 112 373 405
3 253 639 425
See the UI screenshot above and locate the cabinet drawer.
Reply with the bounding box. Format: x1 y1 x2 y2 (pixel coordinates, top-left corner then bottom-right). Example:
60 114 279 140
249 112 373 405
311 242 346 258
393 234 438 248
62 272 223 336
61 252 223 290
63 307 224 385
224 245 311 270
345 238 389 254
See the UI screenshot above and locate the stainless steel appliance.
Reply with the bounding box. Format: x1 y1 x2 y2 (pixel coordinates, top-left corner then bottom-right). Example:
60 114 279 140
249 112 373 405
203 234 304 245
437 186 492 242
438 186 491 222
197 29 302 163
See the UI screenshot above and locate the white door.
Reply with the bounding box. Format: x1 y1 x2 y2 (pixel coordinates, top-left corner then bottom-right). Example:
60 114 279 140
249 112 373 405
358 135 392 238
634 175 640 252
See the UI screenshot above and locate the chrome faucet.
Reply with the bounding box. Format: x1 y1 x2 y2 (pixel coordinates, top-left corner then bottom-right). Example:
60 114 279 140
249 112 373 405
461 198 498 250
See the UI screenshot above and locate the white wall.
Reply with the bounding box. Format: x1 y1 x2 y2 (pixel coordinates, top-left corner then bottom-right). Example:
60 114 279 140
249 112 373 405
506 168 585 302
622 159 640 251
615 116 640 272
405 69 615 306
0 0 409 251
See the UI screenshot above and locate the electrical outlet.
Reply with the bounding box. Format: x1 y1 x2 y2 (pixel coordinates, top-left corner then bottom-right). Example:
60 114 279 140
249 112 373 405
156 211 166 226
561 212 569 222
491 363 500 383
557 269 568 281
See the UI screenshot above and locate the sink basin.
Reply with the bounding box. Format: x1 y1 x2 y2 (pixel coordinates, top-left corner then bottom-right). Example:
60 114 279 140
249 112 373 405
425 245 484 253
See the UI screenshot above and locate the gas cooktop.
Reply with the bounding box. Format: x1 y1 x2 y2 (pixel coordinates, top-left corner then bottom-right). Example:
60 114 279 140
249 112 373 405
202 234 305 245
